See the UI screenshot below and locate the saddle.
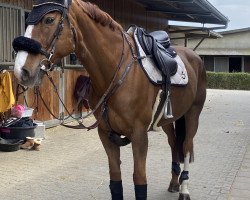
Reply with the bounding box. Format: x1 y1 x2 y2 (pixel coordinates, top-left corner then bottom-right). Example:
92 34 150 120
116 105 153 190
136 27 177 78
133 26 180 120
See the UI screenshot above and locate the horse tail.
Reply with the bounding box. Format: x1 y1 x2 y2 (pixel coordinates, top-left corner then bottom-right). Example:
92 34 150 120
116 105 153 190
175 115 186 163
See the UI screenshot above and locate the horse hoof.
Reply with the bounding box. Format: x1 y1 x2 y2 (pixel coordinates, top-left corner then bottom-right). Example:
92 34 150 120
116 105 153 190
168 182 180 193
178 193 191 200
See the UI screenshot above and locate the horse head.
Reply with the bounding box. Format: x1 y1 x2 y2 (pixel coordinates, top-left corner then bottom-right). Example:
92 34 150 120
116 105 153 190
13 0 75 87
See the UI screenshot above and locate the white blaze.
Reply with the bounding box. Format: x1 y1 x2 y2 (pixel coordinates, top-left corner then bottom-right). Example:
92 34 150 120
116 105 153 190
14 25 34 80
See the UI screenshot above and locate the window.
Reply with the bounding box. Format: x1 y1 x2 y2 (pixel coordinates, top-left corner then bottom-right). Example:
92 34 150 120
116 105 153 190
203 56 215 72
214 57 229 72
229 57 242 72
0 4 23 65
64 53 82 67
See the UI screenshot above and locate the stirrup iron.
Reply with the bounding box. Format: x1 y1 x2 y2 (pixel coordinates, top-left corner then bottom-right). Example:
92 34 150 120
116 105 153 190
164 91 173 119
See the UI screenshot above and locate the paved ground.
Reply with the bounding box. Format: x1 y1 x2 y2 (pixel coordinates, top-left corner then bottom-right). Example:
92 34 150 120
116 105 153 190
0 89 250 200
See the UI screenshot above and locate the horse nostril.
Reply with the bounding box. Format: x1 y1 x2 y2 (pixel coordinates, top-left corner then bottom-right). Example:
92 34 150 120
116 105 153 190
21 67 31 82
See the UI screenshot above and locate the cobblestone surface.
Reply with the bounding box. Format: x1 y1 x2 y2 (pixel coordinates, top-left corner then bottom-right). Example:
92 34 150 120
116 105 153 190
0 89 249 200
229 144 250 200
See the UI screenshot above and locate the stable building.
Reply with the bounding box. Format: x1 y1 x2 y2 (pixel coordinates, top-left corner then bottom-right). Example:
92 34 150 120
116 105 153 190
0 0 228 126
188 28 250 73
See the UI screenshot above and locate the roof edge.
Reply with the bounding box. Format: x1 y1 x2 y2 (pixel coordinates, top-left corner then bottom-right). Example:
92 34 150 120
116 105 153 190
198 0 229 25
219 27 250 35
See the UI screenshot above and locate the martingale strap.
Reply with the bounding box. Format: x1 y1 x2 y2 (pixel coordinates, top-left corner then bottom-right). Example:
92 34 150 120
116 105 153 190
36 31 136 131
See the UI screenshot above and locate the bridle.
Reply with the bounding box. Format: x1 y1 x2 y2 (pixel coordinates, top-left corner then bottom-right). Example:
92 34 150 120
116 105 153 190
13 2 76 72
39 6 77 71
39 8 68 71
13 1 138 135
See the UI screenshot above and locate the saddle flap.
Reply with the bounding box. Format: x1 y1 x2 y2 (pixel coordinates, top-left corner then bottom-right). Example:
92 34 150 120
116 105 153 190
137 28 153 55
152 43 177 76
142 34 154 55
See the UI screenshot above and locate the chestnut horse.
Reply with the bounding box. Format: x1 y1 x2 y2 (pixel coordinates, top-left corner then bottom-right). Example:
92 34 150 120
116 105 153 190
13 0 206 199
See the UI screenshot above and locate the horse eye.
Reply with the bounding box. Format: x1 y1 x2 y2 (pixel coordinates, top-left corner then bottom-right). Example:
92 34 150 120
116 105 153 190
45 17 55 25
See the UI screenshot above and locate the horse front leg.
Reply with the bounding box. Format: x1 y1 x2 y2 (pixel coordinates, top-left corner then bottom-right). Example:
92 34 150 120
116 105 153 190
131 126 148 200
98 127 123 200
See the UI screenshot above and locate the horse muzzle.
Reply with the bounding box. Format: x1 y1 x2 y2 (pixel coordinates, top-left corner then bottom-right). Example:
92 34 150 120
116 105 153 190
17 65 45 87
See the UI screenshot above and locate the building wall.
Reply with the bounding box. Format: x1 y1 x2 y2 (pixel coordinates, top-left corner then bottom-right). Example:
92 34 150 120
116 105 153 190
188 29 250 73
188 31 250 56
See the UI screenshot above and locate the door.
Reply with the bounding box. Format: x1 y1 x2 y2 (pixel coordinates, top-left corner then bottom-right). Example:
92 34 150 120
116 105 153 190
214 57 229 72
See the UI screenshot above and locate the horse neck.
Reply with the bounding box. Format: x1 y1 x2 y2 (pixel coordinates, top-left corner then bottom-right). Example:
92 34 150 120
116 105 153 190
71 11 126 94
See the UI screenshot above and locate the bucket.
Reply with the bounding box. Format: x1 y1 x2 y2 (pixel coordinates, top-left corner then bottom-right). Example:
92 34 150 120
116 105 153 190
0 138 23 152
0 123 37 140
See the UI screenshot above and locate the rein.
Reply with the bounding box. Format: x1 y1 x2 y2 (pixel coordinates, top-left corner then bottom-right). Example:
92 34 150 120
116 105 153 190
38 31 137 130
13 1 138 131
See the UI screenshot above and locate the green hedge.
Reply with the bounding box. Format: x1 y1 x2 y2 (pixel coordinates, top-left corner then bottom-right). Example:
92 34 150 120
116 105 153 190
207 72 250 90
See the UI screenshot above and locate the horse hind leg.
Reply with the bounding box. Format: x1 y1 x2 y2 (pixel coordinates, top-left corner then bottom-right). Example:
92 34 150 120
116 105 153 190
179 104 204 200
162 123 181 193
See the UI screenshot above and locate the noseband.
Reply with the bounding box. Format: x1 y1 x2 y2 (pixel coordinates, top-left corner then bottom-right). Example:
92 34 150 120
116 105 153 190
12 5 74 71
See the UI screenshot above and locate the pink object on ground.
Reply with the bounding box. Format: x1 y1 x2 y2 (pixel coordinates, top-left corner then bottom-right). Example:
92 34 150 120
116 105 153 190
11 104 25 118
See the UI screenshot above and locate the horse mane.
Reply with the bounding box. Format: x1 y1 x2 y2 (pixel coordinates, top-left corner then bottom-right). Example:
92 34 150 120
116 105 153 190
78 1 123 32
